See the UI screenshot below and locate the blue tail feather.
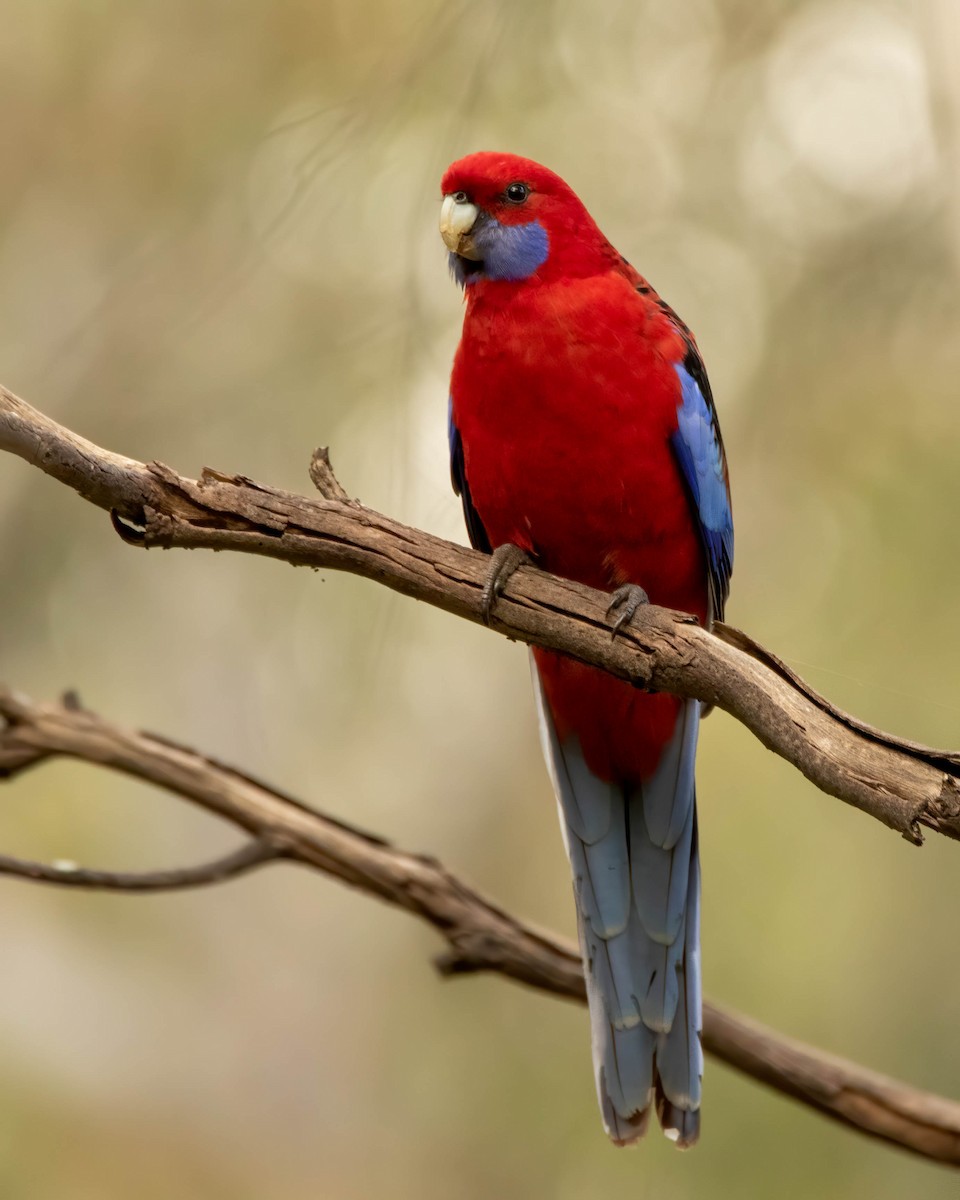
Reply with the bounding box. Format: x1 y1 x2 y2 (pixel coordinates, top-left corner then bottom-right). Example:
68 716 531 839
534 666 703 1147
641 697 698 850
567 801 631 939
629 789 694 944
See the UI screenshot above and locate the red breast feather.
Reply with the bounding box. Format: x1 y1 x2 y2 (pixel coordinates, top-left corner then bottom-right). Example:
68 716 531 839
452 267 707 781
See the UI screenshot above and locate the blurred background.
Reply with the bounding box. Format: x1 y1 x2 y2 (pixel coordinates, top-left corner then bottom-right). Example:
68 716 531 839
1 0 959 1195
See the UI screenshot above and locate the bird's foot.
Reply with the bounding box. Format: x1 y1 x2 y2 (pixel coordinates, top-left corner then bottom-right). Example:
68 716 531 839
481 543 533 624
607 583 650 639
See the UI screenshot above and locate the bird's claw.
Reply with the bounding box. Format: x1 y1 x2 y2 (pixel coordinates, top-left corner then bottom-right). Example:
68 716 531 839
607 583 650 639
481 543 532 624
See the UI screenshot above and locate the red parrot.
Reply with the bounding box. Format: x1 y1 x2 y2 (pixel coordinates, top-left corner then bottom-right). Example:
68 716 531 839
440 152 733 1147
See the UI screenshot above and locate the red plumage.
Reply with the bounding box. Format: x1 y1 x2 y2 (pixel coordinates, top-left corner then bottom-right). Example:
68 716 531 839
445 154 708 782
443 152 726 1147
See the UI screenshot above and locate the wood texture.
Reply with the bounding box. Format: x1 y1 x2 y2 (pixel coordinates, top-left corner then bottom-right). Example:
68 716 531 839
3 382 959 845
1 686 958 1166
4 381 960 1162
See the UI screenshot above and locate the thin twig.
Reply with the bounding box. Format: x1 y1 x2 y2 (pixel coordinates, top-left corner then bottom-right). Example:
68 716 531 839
1 383 958 845
1 686 958 1166
0 840 279 891
308 445 351 501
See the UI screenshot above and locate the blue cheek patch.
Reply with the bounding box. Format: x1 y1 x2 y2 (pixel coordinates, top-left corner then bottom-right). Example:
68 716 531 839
450 219 549 286
481 219 549 281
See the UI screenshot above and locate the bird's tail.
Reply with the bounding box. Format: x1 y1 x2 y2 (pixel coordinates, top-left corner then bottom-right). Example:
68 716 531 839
534 674 703 1147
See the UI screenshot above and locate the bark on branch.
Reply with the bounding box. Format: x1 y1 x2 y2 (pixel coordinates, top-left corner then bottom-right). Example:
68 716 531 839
0 840 280 891
0 686 958 1166
1 383 959 846
3 382 960 1163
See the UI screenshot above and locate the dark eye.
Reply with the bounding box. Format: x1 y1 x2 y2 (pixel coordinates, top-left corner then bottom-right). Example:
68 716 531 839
504 182 529 204
452 190 469 204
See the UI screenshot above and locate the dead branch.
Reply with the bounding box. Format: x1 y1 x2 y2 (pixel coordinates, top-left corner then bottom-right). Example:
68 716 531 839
1 383 958 846
0 686 957 1166
0 840 279 891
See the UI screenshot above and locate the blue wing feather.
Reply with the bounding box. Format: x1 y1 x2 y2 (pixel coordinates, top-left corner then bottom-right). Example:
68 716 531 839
670 354 734 622
448 396 491 553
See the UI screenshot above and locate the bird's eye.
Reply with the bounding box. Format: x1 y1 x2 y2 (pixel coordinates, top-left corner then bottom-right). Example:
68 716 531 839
504 182 529 204
452 190 469 204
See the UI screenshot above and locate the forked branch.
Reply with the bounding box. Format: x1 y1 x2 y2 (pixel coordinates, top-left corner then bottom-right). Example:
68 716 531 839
2 383 959 846
0 686 958 1166
3 383 960 1165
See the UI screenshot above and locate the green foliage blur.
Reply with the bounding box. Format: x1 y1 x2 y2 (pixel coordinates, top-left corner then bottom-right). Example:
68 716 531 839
1 1 959 1195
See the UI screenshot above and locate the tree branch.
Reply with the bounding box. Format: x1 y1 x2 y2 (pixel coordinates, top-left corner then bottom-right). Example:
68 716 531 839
2 383 959 846
3 381 960 1163
0 840 279 892
1 686 958 1166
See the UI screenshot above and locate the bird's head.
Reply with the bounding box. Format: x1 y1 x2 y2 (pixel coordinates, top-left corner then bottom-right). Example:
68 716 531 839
440 152 611 288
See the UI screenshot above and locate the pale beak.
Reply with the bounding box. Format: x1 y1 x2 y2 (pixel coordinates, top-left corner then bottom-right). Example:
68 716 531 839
440 194 483 260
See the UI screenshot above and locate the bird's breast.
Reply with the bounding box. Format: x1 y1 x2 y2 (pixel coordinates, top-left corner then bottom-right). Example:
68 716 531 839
451 275 706 619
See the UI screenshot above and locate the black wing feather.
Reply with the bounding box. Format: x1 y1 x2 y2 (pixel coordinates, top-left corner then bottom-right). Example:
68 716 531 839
448 397 491 553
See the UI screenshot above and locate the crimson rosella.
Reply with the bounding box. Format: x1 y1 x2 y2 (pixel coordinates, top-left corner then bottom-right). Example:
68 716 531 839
440 152 733 1147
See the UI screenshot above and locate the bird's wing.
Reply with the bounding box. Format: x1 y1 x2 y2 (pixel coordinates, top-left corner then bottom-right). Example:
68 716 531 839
669 349 734 623
448 396 492 553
